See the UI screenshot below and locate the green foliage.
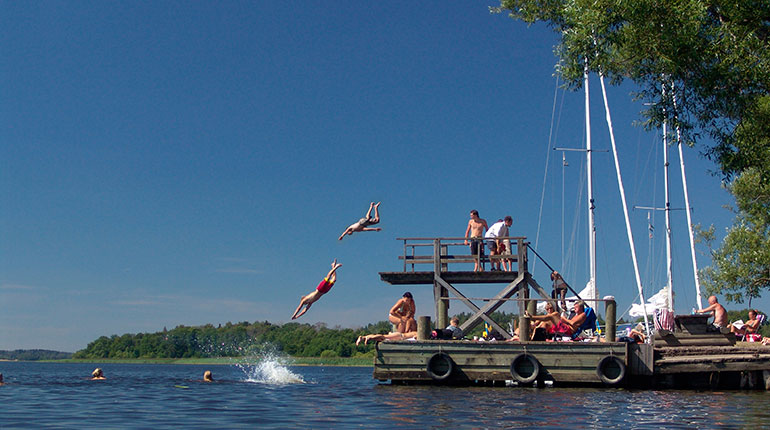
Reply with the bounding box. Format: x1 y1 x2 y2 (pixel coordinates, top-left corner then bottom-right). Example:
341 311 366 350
73 320 390 359
699 168 770 304
494 0 770 181
0 349 73 361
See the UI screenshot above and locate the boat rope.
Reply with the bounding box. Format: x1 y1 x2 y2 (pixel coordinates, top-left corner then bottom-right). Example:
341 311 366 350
533 73 563 274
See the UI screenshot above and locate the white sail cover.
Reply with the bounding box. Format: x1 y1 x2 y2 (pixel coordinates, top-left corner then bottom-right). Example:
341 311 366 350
537 280 596 313
629 286 670 317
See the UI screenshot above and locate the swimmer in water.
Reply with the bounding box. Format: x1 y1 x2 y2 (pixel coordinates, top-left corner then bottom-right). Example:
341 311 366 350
291 259 342 319
91 368 106 380
338 202 381 240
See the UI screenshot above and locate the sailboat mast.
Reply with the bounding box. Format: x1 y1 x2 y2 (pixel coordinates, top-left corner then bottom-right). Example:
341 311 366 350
598 73 650 333
662 84 674 311
672 88 703 309
584 65 597 301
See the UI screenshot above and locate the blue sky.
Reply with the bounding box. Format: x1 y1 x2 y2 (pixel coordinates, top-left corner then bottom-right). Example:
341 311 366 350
1 1 760 352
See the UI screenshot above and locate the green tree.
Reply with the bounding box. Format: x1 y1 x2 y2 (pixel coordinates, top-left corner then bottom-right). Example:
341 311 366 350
494 0 770 181
699 167 770 307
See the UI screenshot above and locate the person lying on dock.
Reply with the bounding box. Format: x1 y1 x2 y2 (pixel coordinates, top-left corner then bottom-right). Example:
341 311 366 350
338 202 381 240
356 331 418 345
389 292 416 333
730 309 760 336
291 259 343 319
697 295 728 330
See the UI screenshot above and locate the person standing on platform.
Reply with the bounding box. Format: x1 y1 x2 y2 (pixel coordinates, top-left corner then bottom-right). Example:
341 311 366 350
485 216 512 271
464 210 488 272
551 271 568 312
291 259 343 319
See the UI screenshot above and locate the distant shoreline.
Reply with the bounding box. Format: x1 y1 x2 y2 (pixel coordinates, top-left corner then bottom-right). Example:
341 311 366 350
37 357 374 367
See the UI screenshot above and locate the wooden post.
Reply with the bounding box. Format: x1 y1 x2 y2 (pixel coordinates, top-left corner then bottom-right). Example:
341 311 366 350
527 297 537 316
434 239 448 330
605 299 616 342
417 316 431 340
517 239 530 341
519 310 530 341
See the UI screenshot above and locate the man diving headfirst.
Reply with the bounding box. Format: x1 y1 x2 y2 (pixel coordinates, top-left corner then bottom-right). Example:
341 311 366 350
291 259 343 319
338 202 381 240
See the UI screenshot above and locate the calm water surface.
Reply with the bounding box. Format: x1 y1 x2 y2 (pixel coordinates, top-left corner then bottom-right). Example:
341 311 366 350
2 360 768 429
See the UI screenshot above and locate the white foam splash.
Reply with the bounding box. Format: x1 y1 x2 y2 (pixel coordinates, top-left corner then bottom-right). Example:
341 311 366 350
237 355 305 385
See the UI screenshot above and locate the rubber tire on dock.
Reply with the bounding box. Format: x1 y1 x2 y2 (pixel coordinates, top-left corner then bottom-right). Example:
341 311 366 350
426 353 454 381
510 353 540 384
596 356 626 385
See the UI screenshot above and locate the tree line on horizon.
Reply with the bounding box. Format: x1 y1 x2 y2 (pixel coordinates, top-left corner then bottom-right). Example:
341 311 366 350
72 311 527 359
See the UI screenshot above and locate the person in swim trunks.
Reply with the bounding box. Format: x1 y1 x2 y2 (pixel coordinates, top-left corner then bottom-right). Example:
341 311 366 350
464 210 488 271
292 259 343 319
339 202 381 240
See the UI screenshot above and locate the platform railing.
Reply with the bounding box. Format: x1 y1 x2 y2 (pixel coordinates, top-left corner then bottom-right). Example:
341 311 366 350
396 236 527 272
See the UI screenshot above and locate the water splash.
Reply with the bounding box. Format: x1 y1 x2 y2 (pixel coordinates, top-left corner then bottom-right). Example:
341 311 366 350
235 352 305 385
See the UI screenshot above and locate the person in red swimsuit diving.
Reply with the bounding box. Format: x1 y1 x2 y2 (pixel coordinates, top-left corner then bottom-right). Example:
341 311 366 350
291 259 343 319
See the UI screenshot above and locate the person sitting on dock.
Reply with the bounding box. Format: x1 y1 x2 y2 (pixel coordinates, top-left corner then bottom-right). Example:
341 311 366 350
338 202 381 240
548 301 589 337
291 259 343 319
464 210 488 272
444 316 464 339
697 295 728 330
203 370 214 382
0 373 4 386
524 302 561 337
90 368 106 380
730 309 760 336
356 331 418 345
389 292 416 333
484 216 512 271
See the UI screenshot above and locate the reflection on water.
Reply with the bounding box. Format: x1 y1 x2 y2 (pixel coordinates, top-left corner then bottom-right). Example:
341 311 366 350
2 362 769 429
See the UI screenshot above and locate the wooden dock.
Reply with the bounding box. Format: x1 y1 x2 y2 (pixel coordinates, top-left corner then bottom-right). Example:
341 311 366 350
373 236 770 389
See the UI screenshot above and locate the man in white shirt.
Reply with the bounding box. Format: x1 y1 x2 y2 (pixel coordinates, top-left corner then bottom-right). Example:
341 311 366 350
485 216 513 271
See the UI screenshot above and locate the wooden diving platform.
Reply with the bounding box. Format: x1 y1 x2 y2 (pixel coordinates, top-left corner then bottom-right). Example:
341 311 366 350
380 271 519 285
372 236 770 390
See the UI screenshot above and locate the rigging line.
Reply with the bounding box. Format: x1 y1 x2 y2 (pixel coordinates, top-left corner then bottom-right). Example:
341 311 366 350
566 156 586 280
533 73 562 274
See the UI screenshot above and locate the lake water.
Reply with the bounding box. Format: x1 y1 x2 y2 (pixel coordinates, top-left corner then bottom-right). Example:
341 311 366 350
2 359 768 429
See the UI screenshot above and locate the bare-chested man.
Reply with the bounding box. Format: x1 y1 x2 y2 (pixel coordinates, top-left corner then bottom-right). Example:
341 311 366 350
464 210 488 272
339 202 381 240
292 259 342 319
698 295 728 329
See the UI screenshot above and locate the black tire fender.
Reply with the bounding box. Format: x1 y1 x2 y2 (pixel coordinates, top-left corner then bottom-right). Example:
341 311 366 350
596 355 626 385
426 352 454 381
510 353 540 384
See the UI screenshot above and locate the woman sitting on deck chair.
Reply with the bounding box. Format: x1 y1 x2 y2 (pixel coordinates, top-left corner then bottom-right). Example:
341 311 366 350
525 301 594 339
